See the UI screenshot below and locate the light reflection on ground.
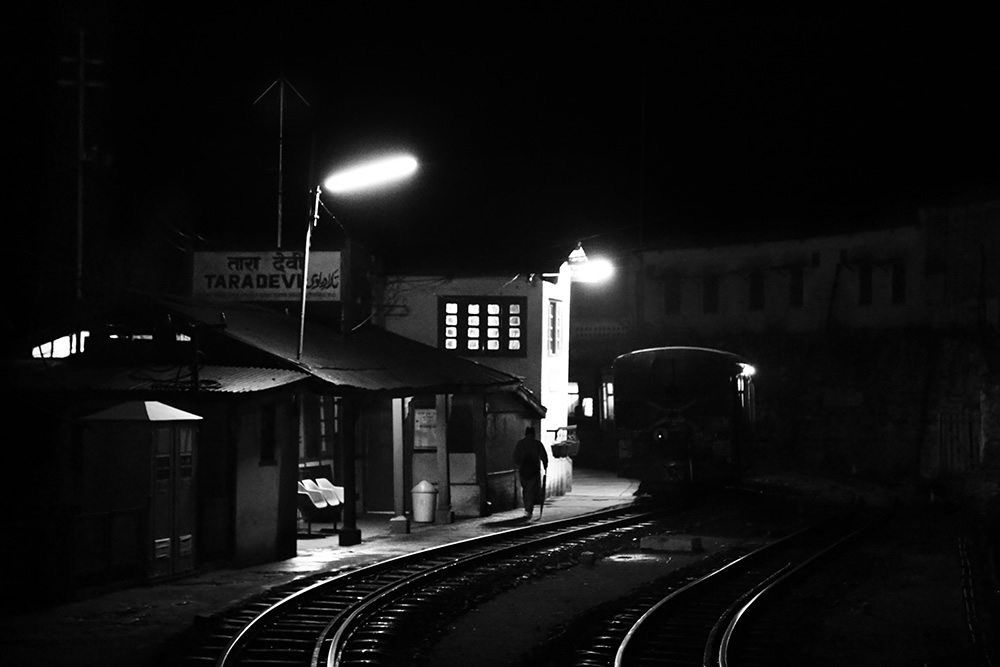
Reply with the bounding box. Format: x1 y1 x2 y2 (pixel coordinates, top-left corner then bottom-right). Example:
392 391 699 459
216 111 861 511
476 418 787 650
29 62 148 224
605 552 673 564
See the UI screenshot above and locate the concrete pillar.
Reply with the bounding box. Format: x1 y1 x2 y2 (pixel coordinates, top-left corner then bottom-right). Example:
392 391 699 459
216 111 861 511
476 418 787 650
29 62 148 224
389 397 410 534
339 395 361 546
435 394 453 523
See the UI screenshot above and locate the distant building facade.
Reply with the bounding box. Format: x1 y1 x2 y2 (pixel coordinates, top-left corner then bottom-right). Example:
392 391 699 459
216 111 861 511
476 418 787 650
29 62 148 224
571 202 1000 483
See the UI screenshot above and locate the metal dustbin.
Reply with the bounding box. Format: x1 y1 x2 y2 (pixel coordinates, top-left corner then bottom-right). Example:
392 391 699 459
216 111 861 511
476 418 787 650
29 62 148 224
411 480 438 523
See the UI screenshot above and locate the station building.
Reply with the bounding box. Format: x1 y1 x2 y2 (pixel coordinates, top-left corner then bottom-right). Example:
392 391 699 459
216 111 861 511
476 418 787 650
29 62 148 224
8 241 572 601
376 260 577 507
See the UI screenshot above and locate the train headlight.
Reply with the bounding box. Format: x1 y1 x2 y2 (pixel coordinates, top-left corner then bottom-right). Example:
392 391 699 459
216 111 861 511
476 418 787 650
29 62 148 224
739 363 756 378
653 427 668 442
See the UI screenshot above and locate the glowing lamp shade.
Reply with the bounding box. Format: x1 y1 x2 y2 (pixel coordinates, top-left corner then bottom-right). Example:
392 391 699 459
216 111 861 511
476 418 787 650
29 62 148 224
572 257 614 283
566 242 614 283
323 154 419 194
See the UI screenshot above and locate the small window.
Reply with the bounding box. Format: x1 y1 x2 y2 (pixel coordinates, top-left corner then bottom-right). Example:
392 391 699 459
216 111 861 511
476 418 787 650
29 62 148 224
567 382 580 419
790 266 804 308
891 263 906 305
703 275 719 314
547 299 562 355
859 264 873 306
439 296 526 357
749 271 764 311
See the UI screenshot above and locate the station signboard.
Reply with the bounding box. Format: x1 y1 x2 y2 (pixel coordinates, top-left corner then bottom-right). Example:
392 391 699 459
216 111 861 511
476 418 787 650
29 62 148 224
192 251 341 301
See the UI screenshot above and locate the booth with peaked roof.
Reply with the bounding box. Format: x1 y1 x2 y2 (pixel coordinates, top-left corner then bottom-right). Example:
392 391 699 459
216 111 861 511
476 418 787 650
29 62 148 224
81 400 201 580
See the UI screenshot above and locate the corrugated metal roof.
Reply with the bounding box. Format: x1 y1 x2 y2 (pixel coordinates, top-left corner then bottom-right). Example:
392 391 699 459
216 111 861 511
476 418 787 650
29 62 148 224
11 361 308 395
153 295 544 413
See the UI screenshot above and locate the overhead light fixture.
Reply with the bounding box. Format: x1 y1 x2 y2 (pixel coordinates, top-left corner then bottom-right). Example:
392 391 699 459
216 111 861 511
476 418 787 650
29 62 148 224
568 242 614 283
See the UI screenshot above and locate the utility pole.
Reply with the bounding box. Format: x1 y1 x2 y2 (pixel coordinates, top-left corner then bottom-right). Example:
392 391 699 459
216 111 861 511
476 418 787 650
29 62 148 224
58 27 105 304
254 76 309 249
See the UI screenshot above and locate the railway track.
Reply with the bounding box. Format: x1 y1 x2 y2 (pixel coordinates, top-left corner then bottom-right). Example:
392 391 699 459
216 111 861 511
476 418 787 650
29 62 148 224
542 509 878 667
178 503 665 667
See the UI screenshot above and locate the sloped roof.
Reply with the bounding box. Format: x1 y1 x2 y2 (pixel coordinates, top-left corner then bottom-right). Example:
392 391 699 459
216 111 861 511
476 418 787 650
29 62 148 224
83 400 203 422
152 295 545 413
10 360 308 395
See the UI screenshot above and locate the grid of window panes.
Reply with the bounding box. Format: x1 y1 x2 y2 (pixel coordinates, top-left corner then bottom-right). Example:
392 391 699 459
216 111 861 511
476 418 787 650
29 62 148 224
439 296 527 357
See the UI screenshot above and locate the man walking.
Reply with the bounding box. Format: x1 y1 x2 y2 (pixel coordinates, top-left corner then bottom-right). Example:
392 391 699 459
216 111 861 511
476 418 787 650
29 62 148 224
513 426 548 520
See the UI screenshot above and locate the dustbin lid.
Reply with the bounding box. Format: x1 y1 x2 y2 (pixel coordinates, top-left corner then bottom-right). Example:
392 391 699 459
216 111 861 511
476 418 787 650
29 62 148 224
412 480 437 493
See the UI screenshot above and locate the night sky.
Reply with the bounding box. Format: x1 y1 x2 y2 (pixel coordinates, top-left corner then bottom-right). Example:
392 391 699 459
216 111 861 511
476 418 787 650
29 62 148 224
11 4 1000 283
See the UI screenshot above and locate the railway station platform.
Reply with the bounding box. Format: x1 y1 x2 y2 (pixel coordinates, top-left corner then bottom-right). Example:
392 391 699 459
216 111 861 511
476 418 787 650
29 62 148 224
0 467 640 667
288 467 641 576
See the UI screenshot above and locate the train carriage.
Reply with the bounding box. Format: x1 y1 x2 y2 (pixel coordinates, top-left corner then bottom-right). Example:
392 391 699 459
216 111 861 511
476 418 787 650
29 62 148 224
613 346 756 495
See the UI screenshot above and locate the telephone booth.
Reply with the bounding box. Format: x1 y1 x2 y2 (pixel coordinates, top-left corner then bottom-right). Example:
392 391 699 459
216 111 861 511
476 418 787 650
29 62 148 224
82 400 201 580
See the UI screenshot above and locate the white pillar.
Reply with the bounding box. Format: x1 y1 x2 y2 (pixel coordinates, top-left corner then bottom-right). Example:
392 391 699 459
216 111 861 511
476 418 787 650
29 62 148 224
389 397 410 534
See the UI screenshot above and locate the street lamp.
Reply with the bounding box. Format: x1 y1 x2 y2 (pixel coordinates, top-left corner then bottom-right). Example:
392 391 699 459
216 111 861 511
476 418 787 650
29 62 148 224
567 241 614 283
297 154 418 360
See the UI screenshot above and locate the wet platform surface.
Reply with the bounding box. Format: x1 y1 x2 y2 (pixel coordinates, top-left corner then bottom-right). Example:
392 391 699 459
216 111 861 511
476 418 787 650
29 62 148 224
0 468 639 667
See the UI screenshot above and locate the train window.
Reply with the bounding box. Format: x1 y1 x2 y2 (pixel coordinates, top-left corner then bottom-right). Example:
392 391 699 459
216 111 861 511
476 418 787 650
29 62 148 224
439 296 527 357
664 276 681 314
601 381 615 421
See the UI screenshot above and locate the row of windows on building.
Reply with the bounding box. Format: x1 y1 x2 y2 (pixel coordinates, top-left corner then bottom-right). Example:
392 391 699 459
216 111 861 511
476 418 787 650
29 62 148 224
437 296 565 357
663 263 907 315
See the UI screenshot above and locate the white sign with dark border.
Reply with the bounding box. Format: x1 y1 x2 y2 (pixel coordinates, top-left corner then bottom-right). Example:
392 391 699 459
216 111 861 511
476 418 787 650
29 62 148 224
193 251 341 301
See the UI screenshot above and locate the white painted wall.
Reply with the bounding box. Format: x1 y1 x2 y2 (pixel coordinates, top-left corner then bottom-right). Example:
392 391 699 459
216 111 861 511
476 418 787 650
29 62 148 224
380 265 572 446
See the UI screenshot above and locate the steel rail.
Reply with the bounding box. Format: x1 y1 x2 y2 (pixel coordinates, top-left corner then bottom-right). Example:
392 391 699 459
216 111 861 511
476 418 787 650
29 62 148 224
717 518 872 667
210 503 649 667
613 514 869 667
325 510 663 667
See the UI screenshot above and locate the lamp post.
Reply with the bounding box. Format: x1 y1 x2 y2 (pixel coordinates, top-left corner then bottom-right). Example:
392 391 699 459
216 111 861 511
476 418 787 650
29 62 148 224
295 153 417 547
296 154 418 360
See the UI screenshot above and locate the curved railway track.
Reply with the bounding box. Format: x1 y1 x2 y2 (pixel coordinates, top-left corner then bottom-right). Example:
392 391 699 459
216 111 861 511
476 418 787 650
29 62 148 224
179 504 665 667
545 509 877 667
